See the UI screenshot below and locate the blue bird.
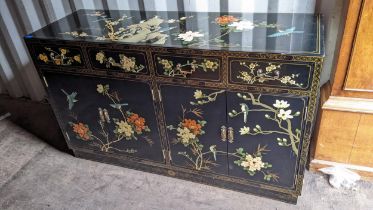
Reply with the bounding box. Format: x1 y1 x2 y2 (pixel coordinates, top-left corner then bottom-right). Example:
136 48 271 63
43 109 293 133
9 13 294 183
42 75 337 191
109 103 128 109
267 27 304 38
61 89 78 110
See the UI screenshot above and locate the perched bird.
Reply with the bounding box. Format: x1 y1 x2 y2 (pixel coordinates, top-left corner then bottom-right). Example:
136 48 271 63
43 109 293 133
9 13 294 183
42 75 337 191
267 27 304 38
240 103 249 123
109 103 128 109
61 89 78 110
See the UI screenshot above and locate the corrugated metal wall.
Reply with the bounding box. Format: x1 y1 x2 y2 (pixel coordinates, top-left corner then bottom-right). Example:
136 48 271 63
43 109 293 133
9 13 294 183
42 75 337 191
0 0 316 101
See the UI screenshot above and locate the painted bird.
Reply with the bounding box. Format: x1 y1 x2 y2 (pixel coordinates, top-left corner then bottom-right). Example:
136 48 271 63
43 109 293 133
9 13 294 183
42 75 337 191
109 103 128 109
61 89 78 110
267 27 304 38
240 103 249 124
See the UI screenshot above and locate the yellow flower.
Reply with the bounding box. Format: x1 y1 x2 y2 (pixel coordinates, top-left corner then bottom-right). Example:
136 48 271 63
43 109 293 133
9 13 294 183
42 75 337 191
248 63 258 70
193 90 203 99
60 48 67 55
241 154 265 172
177 127 195 145
116 121 134 138
96 52 105 64
120 56 136 71
38 54 49 63
73 55 81 63
160 59 172 69
265 64 277 72
204 60 215 69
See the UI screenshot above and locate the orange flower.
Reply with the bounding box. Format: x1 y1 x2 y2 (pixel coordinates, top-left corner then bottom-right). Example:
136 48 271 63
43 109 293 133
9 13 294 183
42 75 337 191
127 113 146 132
215 15 238 26
72 123 91 140
182 119 202 135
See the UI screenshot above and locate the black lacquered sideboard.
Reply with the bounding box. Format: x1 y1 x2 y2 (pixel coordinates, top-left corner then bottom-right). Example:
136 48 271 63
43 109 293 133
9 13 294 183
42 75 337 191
25 10 324 204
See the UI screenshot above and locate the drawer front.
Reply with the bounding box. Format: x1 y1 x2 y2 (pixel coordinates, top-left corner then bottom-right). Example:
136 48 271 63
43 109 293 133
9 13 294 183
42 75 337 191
154 53 221 82
229 58 314 90
88 48 149 75
33 45 84 68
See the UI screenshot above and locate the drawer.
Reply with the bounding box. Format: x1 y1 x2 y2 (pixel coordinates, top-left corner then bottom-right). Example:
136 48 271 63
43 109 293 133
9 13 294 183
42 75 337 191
88 48 149 75
228 58 314 90
153 53 221 82
33 45 84 68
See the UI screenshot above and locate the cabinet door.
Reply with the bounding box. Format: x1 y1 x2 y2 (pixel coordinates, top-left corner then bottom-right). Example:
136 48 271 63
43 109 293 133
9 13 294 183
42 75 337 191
44 72 164 162
227 91 307 188
160 85 228 174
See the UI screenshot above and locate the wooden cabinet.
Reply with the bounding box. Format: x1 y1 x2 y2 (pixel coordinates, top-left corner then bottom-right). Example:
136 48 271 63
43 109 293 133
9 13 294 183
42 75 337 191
311 0 373 179
25 10 324 204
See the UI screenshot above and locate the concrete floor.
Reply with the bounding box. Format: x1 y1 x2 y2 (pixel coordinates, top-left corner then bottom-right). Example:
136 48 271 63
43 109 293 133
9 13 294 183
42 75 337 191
1 119 373 210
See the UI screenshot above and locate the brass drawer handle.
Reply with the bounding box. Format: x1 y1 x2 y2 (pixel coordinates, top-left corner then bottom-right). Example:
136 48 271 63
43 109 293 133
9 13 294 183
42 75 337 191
228 127 234 143
221 126 227 142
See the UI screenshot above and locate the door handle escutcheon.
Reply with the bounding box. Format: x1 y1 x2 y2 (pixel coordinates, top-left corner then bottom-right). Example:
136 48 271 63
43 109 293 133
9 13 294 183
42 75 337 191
221 126 227 142
228 127 234 143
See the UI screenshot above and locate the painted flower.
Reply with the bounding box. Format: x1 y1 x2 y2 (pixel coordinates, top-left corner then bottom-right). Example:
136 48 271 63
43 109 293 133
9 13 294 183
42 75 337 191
80 32 88 37
177 31 204 42
127 113 146 133
177 127 196 144
229 20 255 30
96 84 104 93
280 76 292 84
194 90 203 99
72 122 91 141
73 55 81 63
248 63 258 69
237 71 252 82
215 15 238 26
239 126 250 135
116 120 134 137
205 60 214 69
273 100 290 109
120 55 136 71
60 48 67 55
203 60 218 70
266 64 279 72
96 52 106 64
38 53 48 63
182 119 202 135
53 59 62 65
159 59 173 69
277 109 293 120
240 154 265 172
167 19 176 23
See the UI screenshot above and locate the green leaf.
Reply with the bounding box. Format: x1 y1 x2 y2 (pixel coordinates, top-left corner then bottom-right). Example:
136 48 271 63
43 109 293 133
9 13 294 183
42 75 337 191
236 148 244 155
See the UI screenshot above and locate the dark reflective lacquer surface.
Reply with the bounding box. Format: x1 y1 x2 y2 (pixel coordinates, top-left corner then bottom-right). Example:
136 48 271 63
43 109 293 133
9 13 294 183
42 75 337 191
29 10 323 55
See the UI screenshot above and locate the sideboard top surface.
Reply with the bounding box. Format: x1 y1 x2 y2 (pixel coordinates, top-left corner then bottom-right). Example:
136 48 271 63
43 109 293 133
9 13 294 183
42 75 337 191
26 9 324 56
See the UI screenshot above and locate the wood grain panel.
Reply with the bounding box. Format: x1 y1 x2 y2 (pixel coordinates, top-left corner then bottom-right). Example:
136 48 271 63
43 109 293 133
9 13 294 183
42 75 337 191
344 0 373 91
314 110 361 163
349 114 373 167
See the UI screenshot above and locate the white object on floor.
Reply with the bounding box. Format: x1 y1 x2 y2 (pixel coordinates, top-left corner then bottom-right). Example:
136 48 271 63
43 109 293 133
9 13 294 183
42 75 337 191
319 166 361 189
0 112 11 121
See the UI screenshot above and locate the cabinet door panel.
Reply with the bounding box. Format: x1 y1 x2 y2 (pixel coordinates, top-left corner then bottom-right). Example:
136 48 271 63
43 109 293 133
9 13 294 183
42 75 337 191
160 85 227 174
227 91 307 188
44 72 164 162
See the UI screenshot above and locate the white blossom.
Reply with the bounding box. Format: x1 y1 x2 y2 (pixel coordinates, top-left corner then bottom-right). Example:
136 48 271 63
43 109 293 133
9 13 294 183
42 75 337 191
177 31 204 42
229 20 255 30
273 100 290 109
277 109 294 120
